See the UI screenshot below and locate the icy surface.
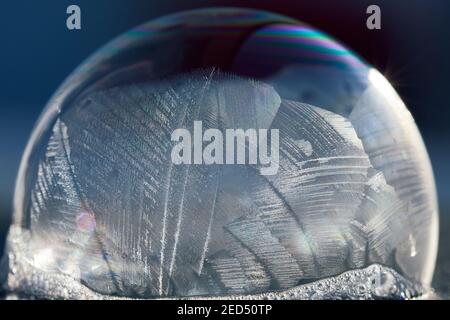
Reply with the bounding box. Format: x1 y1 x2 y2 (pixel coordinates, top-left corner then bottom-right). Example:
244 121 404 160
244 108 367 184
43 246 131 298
4 71 431 298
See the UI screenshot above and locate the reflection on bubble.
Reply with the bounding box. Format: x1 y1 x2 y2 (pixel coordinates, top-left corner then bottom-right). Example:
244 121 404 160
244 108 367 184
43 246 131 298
76 212 96 233
2 8 438 299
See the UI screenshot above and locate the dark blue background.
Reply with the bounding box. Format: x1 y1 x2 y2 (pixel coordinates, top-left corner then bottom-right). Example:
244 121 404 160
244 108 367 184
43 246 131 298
1 0 449 291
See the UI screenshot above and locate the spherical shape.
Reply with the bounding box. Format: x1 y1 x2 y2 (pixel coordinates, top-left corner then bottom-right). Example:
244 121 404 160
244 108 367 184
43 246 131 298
6 8 438 299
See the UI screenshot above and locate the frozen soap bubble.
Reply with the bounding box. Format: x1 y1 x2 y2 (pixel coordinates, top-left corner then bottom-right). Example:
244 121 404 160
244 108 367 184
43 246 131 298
1 8 438 299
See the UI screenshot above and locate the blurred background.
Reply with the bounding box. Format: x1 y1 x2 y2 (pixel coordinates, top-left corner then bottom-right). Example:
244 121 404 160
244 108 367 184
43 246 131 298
0 0 449 295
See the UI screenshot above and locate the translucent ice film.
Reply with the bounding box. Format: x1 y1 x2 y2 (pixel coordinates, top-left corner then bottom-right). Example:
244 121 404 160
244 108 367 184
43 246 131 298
1 8 438 299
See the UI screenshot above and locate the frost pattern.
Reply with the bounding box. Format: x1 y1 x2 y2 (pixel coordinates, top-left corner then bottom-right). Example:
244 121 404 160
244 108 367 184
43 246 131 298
23 70 414 298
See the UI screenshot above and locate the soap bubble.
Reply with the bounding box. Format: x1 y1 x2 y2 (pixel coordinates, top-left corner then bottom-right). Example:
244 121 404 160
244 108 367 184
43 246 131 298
2 8 438 299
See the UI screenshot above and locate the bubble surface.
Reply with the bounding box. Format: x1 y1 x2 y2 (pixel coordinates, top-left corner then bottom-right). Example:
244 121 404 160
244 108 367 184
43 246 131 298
3 8 438 299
